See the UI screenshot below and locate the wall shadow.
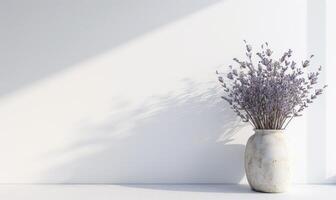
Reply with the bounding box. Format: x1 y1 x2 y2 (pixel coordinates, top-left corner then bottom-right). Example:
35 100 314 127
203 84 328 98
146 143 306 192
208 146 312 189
122 184 253 194
0 0 220 96
324 176 336 184
39 80 247 184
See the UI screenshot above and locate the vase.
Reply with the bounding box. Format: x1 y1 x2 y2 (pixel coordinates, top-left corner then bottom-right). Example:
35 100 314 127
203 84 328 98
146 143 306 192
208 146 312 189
244 129 291 193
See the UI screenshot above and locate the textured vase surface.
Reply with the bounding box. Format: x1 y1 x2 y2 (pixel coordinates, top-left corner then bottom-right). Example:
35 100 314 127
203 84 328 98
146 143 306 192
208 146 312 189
245 129 291 193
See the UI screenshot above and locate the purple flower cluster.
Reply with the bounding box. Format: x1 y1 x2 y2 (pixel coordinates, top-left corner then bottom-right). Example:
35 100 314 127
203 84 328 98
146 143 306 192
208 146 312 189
217 41 327 130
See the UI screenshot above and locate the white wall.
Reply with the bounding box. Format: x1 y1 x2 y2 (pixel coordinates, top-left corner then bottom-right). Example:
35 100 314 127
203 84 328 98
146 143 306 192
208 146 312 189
0 0 331 184
325 0 336 184
306 0 326 183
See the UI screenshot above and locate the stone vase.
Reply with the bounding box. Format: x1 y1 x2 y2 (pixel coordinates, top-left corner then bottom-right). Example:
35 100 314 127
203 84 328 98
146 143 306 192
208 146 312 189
245 129 291 193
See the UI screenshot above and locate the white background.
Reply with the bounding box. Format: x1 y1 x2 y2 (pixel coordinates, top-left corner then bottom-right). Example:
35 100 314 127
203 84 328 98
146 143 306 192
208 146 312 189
0 0 333 184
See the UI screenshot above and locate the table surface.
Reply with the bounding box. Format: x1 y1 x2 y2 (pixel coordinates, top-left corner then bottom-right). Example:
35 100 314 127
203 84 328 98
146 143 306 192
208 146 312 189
0 184 335 200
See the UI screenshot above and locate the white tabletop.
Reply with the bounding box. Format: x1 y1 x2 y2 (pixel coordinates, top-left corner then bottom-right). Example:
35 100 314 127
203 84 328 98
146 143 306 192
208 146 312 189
0 184 335 200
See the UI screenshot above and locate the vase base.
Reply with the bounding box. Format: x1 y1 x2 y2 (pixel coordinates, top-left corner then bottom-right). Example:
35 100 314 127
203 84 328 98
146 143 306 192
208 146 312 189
250 185 289 193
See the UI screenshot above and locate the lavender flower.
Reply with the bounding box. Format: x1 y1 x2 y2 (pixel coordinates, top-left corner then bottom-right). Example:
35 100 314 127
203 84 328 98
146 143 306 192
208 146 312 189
217 41 327 130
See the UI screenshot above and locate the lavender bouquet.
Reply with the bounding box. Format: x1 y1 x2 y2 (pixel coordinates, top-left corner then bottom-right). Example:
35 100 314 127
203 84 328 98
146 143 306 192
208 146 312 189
217 41 327 130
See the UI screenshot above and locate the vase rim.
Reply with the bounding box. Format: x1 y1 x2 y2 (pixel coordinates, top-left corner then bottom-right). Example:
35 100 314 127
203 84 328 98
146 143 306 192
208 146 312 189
254 129 285 134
